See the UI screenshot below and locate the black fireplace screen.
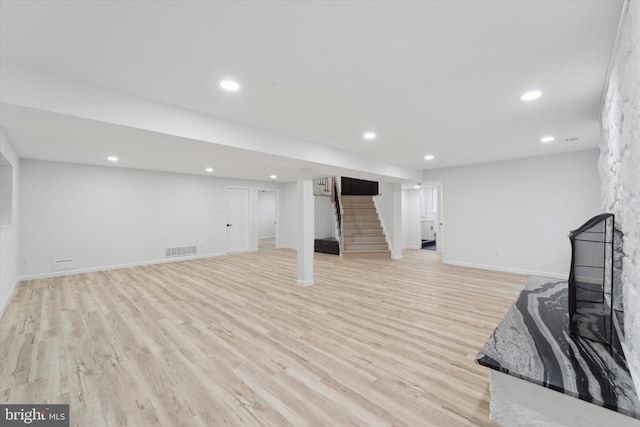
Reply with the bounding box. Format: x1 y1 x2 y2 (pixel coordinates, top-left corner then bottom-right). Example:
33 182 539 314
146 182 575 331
568 213 614 345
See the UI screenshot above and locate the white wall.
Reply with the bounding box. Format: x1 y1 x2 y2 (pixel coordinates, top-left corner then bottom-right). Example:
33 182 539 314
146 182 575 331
375 182 403 258
599 0 640 398
420 187 437 221
0 128 20 317
402 189 421 249
279 182 297 249
19 160 286 278
423 150 602 277
314 196 335 239
258 190 277 238
0 161 12 226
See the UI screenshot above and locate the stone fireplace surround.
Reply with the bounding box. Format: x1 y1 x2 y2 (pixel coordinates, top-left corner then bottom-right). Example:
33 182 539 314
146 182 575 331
475 2 639 425
599 0 640 398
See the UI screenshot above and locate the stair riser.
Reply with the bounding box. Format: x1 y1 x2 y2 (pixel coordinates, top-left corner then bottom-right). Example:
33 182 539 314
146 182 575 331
345 214 379 221
343 235 386 243
342 203 376 213
342 251 391 260
343 221 381 228
343 228 383 235
343 243 389 251
341 197 374 201
341 208 377 214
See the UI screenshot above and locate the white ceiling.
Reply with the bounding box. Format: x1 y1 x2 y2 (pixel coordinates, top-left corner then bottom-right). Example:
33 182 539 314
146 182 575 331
0 0 624 181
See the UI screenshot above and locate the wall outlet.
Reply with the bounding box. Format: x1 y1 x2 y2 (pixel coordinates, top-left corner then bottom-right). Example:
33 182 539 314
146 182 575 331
495 250 501 257
22 257 29 265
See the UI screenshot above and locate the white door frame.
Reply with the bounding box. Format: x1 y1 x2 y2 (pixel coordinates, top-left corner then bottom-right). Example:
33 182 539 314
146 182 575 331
257 188 279 249
421 181 444 256
225 186 251 254
435 182 444 255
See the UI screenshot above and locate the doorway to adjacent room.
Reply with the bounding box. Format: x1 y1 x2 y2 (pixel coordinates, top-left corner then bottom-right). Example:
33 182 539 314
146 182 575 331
258 189 278 250
420 186 438 251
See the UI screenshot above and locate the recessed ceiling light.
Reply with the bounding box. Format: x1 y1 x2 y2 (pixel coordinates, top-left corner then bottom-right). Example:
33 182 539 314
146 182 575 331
205 167 214 172
540 136 555 143
270 174 277 180
363 132 376 140
220 80 240 92
520 90 542 101
414 185 421 189
107 156 119 162
424 155 435 160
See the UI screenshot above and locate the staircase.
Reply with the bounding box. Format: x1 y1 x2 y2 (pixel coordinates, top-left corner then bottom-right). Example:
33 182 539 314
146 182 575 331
340 195 391 259
313 177 332 196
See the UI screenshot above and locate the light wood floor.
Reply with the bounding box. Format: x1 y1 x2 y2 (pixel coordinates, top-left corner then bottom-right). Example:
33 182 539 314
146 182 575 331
0 249 527 426
258 238 276 250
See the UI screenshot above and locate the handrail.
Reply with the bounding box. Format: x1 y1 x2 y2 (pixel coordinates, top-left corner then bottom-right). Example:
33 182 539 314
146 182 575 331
332 177 342 237
318 177 330 193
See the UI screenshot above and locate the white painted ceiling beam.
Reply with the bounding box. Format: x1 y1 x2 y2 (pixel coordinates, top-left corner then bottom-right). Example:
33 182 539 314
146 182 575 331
0 64 421 182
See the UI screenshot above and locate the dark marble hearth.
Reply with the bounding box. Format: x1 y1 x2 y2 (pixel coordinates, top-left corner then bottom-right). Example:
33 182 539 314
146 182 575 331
476 277 640 420
314 238 339 255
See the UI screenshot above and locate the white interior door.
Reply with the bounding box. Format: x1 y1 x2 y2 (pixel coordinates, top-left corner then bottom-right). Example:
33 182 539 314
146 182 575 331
226 188 250 253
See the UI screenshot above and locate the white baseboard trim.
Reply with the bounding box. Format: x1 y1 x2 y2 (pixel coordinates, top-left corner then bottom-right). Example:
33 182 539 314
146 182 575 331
0 278 20 321
403 245 421 250
442 259 567 279
19 252 227 281
296 279 314 287
391 255 403 260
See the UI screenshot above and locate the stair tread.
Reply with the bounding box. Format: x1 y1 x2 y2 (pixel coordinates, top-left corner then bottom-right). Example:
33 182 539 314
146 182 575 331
343 233 383 235
342 249 390 253
345 243 387 245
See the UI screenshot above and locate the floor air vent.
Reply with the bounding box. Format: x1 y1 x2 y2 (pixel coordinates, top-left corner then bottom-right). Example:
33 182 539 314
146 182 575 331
53 259 75 271
165 245 198 258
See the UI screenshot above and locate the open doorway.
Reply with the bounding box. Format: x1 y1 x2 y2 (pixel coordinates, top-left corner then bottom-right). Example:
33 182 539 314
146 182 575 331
420 186 438 251
258 189 278 250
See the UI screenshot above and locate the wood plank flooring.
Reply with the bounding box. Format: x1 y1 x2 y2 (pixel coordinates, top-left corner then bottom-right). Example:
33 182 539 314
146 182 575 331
0 249 527 426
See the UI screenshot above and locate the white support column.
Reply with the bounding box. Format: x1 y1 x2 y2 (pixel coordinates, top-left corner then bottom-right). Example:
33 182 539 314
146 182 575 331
391 183 403 260
296 169 314 286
